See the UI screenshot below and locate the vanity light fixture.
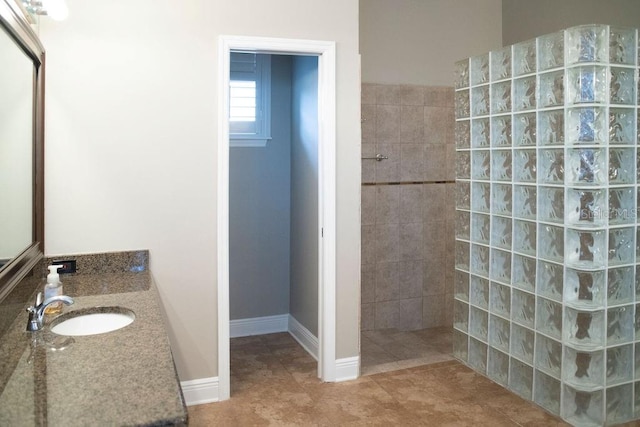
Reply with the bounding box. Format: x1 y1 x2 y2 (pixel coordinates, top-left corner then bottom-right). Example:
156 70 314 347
21 0 68 21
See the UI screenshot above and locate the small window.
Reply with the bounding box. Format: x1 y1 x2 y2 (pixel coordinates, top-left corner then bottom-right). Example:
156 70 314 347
229 52 271 147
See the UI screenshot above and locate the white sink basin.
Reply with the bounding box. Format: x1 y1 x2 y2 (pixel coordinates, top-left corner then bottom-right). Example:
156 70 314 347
50 307 135 336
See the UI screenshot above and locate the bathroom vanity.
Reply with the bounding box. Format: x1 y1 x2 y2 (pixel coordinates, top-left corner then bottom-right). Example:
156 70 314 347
0 250 188 426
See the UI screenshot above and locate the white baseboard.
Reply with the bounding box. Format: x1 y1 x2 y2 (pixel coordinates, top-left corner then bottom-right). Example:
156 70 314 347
181 377 219 406
288 315 319 360
335 356 359 382
229 314 288 338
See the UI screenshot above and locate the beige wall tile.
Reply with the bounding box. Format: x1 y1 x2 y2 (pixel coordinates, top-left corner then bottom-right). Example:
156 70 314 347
423 294 446 328
375 223 400 263
375 261 400 301
361 185 376 225
375 300 400 329
361 303 375 331
400 85 425 106
376 105 401 142
362 83 378 105
424 144 446 180
400 144 426 182
375 144 400 182
361 264 376 304
362 143 376 183
398 298 423 330
400 106 425 142
376 84 402 105
399 260 424 299
375 185 400 224
399 184 424 224
361 104 377 143
400 223 425 261
361 225 377 265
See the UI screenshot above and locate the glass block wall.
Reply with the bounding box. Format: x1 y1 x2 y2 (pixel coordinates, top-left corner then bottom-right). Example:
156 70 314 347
454 25 640 426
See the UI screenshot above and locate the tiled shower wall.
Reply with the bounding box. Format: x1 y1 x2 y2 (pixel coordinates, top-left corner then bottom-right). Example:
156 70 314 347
360 83 456 331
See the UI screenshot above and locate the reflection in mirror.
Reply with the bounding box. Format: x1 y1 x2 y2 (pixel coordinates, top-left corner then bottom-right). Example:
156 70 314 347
0 22 33 268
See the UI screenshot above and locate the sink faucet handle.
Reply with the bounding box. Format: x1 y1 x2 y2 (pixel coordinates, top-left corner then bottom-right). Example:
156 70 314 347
26 293 74 332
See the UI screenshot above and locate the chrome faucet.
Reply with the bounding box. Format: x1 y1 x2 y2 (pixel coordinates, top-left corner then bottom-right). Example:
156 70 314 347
26 292 74 331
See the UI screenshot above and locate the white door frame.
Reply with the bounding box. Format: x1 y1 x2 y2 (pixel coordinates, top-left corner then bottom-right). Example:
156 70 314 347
217 35 337 401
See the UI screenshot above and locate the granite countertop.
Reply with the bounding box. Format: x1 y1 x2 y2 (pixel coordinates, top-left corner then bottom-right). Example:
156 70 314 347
0 251 187 426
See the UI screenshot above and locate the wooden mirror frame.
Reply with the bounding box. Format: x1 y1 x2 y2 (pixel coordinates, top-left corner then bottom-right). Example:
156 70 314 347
0 0 45 301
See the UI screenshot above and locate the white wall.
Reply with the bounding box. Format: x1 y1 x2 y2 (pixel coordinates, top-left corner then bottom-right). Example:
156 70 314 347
290 56 319 335
40 0 360 381
360 0 503 86
229 55 291 320
503 0 640 46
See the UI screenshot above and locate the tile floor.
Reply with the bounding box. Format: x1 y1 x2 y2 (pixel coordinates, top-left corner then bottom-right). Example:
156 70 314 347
187 332 568 426
360 326 454 375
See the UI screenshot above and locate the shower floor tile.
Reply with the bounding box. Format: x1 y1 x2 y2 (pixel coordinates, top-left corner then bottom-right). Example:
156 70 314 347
361 326 454 375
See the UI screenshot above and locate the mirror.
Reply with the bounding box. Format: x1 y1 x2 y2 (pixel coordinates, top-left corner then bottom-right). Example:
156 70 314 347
0 0 45 301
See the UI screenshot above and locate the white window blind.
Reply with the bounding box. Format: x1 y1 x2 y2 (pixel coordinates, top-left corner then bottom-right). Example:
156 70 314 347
229 52 271 146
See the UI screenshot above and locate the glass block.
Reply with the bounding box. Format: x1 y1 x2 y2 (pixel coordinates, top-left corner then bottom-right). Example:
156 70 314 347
636 343 640 380
567 148 606 186
472 182 490 213
566 107 607 144
491 150 512 181
606 384 634 425
565 228 606 269
610 27 637 64
512 254 536 292
562 385 604 427
538 70 564 108
455 181 470 210
538 110 564 145
608 267 634 305
491 116 512 147
471 118 490 147
513 76 536 111
490 216 511 250
538 186 564 223
513 113 536 146
538 149 564 185
490 250 511 284
455 240 470 271
512 288 535 328
453 300 469 332
513 149 536 183
470 274 489 309
513 39 536 76
637 267 640 299
455 90 470 119
470 54 489 86
536 260 563 302
609 108 636 144
511 323 534 364
470 244 490 277
610 67 636 105
488 347 509 386
565 188 607 227
566 24 607 64
534 370 561 416
538 224 564 263
535 334 562 378
564 268 606 309
609 148 635 185
454 270 470 302
489 315 510 353
609 227 635 266
536 297 563 340
491 47 512 81
509 358 533 400
538 31 564 71
490 281 510 316
455 151 471 180
491 81 511 114
471 213 490 244
491 184 512 216
513 185 536 219
567 66 607 104
471 85 490 116
607 305 634 345
468 337 488 374
452 329 468 362
607 345 633 385
513 220 536 256
456 120 471 148
454 59 470 89
564 307 605 349
563 347 604 389
455 210 471 240
470 306 488 341
471 150 490 180
609 187 635 225
636 381 640 418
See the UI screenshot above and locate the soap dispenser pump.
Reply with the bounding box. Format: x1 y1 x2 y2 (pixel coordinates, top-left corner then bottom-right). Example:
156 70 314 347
44 265 64 314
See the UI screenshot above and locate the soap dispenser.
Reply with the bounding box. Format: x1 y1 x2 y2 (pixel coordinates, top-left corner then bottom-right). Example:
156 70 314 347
44 265 64 314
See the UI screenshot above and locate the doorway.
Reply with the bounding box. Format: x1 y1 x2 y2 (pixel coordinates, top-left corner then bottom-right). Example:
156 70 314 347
217 36 337 401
